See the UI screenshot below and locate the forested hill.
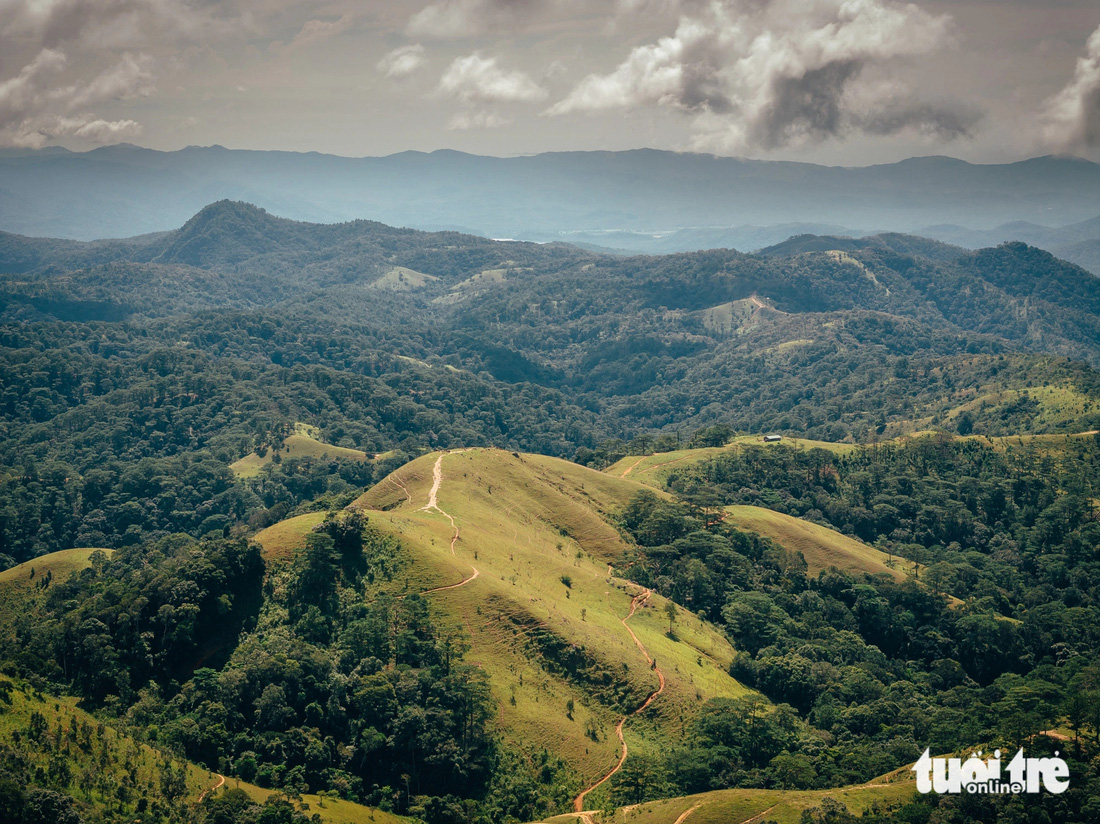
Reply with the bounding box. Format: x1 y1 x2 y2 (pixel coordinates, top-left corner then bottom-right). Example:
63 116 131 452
1 202 1099 566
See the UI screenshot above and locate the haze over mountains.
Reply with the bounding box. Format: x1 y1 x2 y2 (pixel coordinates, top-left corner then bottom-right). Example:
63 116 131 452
4 145 1100 273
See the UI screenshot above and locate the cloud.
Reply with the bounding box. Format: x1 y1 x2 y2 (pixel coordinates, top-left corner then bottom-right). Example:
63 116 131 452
0 48 156 147
378 44 427 78
438 53 547 102
0 0 234 147
0 0 220 50
65 52 156 109
448 110 511 129
408 0 550 38
285 14 357 52
1042 24 1100 151
549 0 974 151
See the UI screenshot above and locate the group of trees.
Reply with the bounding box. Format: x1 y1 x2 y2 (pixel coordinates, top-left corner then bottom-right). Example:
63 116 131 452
601 434 1100 817
2 513 566 823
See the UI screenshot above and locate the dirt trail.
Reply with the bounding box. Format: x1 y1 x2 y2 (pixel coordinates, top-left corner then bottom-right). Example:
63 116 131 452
740 804 779 824
673 802 704 824
620 456 646 478
419 452 478 591
573 589 666 813
197 773 225 803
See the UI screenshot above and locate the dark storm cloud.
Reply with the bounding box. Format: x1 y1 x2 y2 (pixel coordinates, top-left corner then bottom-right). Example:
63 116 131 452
549 0 975 152
746 59 860 148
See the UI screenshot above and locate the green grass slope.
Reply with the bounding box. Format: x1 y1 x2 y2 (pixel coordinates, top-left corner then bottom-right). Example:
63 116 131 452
0 548 113 639
606 436 855 490
231 422 370 478
344 448 758 802
532 768 916 824
253 511 329 562
723 506 905 581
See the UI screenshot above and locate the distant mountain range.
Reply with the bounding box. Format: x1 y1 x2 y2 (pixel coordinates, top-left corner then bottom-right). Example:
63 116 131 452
2 145 1100 273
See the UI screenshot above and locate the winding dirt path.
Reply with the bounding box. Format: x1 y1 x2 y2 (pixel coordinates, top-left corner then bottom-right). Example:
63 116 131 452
197 773 225 803
619 456 647 478
418 452 479 591
673 802 704 824
573 589 666 813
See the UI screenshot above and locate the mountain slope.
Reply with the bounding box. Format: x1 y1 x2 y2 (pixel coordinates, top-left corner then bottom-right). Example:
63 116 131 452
342 448 758 804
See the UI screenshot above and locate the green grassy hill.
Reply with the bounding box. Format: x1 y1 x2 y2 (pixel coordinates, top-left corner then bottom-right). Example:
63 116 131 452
231 422 371 478
242 448 758 807
605 436 855 491
723 505 905 581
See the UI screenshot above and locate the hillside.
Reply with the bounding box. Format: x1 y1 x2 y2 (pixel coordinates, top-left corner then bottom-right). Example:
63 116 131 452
0 672 405 824
3 204 1100 572
345 449 758 808
722 506 905 582
230 422 372 479
0 548 113 638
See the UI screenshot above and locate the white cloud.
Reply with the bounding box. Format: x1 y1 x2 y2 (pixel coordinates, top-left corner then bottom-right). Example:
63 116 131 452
438 53 547 102
65 52 156 109
285 14 357 52
1042 24 1100 151
448 110 511 129
0 47 156 147
378 44 427 78
548 0 975 151
408 0 556 38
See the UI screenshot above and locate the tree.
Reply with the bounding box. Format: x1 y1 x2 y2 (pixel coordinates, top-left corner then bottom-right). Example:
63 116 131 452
665 602 677 636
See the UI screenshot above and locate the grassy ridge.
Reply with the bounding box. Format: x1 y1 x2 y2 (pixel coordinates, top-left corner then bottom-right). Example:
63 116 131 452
345 449 759 802
253 511 329 562
723 506 905 581
605 436 855 489
0 674 406 824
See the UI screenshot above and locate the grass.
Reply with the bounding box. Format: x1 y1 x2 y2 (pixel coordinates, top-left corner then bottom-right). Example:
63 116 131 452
699 300 762 336
942 384 1097 433
231 422 371 478
724 506 904 581
0 548 113 640
605 436 855 489
369 266 439 291
226 780 412 824
531 772 917 824
349 448 761 798
252 511 328 562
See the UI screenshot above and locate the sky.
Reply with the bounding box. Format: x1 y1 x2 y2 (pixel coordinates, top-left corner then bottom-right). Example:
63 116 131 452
1 0 1099 165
